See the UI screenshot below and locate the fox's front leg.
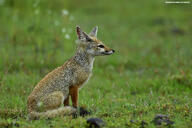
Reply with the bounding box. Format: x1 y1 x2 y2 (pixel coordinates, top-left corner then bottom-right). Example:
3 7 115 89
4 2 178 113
69 86 79 108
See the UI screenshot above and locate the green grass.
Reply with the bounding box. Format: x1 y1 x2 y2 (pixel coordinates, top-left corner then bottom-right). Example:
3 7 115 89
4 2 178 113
0 0 192 127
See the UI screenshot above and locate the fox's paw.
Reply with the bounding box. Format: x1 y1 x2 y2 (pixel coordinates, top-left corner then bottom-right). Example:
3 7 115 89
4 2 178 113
72 107 78 118
79 107 91 117
72 106 91 118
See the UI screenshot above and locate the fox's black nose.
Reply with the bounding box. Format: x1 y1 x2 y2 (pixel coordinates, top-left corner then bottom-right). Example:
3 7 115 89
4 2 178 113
112 49 115 53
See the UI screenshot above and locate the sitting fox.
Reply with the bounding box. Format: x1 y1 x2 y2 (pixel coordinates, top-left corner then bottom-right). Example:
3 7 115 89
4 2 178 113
27 26 115 119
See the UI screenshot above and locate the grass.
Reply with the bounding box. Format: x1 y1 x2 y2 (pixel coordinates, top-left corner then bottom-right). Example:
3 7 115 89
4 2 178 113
0 0 192 127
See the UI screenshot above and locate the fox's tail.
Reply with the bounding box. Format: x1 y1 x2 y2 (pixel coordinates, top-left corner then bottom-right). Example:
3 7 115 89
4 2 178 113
28 106 76 119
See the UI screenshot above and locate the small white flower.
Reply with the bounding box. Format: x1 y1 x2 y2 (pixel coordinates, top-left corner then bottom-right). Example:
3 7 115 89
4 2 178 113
34 9 39 15
54 20 60 26
0 0 5 6
65 34 70 39
61 28 66 33
62 9 69 16
69 15 74 21
48 10 52 15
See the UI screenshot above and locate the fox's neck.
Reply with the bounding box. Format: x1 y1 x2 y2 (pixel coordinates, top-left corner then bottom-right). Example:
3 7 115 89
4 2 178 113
73 46 95 72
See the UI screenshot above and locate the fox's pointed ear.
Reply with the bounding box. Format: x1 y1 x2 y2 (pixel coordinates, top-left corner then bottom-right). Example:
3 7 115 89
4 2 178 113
89 26 98 37
76 26 85 40
76 26 92 42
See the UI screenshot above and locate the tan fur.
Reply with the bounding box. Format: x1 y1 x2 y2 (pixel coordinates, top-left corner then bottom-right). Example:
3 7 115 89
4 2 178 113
27 26 114 119
29 106 76 118
91 37 101 43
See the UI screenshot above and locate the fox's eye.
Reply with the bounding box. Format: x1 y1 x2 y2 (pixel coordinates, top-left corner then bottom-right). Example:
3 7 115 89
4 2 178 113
98 45 104 48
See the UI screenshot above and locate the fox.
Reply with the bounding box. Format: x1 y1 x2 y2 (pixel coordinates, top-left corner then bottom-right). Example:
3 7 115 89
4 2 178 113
27 26 115 119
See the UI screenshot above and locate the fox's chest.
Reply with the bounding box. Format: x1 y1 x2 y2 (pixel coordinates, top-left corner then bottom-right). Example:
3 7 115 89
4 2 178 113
73 68 92 88
60 58 94 88
74 59 94 88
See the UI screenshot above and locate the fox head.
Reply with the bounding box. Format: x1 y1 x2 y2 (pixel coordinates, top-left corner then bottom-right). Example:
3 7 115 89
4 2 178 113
76 26 115 56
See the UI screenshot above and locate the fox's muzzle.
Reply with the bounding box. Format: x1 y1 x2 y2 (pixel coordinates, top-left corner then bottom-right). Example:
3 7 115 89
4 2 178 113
102 49 115 55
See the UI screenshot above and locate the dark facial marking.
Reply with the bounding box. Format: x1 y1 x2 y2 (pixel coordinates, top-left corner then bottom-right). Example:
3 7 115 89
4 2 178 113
86 38 93 42
97 45 104 48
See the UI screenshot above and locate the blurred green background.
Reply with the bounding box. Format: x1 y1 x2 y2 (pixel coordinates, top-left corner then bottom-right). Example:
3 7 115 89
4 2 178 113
0 0 192 127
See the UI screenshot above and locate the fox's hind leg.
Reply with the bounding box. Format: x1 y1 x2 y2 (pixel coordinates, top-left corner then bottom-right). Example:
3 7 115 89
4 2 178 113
37 91 64 112
69 86 79 108
64 95 69 106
